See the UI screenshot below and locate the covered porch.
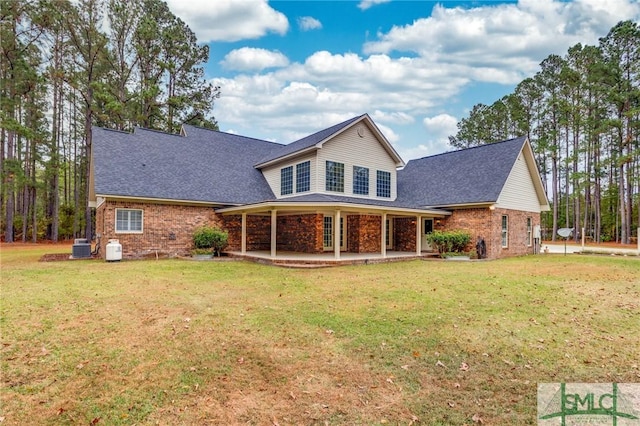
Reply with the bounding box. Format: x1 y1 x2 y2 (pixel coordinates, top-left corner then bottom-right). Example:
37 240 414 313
217 200 450 262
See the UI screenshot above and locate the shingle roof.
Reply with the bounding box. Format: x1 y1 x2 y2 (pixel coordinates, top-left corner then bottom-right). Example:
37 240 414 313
92 125 282 204
396 136 527 207
255 115 364 166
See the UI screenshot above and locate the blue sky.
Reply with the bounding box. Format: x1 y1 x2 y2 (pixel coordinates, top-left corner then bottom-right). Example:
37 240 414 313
165 0 640 160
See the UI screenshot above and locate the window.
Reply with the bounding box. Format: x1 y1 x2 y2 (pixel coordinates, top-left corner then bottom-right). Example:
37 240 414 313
376 170 391 198
527 217 532 247
281 166 293 195
296 161 310 193
325 161 344 192
501 215 508 248
116 209 143 233
323 216 345 250
353 166 369 195
323 216 333 249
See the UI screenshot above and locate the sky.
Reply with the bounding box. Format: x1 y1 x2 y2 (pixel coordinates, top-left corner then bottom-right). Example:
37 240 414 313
163 0 640 161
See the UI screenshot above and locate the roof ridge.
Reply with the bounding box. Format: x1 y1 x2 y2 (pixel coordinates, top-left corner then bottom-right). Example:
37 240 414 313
408 136 526 163
182 124 284 147
134 126 183 137
94 126 132 135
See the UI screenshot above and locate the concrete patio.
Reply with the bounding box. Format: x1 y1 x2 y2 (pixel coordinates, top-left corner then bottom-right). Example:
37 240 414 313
227 250 440 267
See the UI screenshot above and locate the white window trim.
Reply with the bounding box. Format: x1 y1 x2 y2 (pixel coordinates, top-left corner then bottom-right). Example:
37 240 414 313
501 215 508 248
115 208 144 234
526 217 532 247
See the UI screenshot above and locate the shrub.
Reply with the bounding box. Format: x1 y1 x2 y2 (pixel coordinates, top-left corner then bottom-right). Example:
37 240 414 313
192 226 228 256
426 230 471 257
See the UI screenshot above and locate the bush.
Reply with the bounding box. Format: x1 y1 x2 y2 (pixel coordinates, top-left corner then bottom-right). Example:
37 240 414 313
426 230 471 257
192 226 228 256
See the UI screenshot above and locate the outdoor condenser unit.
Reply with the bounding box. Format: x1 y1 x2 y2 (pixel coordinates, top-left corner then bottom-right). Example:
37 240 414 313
72 239 91 258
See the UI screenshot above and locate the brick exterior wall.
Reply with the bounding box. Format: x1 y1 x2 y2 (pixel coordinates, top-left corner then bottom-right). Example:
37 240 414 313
277 214 324 252
440 207 540 258
394 217 417 252
96 200 540 260
224 213 324 253
347 214 382 253
96 201 223 259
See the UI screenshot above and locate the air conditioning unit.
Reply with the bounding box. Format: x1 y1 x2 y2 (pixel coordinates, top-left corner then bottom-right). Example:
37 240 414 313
72 242 91 258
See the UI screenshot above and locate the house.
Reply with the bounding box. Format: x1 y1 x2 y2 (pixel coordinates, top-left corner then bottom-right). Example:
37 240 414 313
90 114 549 262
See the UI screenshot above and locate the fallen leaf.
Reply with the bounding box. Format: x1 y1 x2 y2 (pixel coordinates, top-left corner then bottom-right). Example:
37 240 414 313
386 377 394 384
325 329 334 335
401 364 410 370
436 360 446 368
454 382 461 388
90 417 100 425
448 401 455 408
460 362 469 371
472 413 484 424
237 357 244 364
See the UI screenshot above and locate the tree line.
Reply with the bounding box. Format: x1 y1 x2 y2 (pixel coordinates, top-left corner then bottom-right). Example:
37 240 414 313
450 21 639 244
1 0 219 243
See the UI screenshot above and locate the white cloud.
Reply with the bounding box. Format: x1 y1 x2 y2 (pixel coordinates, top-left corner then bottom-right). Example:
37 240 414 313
363 0 639 83
165 0 288 42
203 0 640 154
298 16 322 31
422 114 459 140
371 110 415 125
221 48 289 71
358 0 392 11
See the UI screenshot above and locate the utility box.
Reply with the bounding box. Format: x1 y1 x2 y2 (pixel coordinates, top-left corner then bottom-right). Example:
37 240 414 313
72 242 91 258
106 239 122 262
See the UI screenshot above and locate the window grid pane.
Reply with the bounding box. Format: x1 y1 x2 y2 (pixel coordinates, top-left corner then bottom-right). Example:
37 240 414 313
527 217 532 247
130 210 142 231
501 215 508 247
281 166 293 195
296 161 310 193
323 216 333 248
325 161 344 192
116 209 142 232
353 166 369 195
376 170 391 198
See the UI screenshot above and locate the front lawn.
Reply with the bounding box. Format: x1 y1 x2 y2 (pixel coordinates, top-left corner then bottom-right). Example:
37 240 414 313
1 244 638 424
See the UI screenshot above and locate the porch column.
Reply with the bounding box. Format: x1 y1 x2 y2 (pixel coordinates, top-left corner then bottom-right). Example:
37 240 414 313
334 210 341 259
416 215 422 255
381 213 387 258
241 212 247 254
270 209 277 258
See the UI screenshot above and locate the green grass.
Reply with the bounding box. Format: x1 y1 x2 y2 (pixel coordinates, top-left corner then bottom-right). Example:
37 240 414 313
1 244 639 424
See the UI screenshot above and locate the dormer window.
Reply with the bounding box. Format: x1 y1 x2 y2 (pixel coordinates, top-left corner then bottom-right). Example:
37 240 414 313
281 166 293 195
326 161 344 192
376 170 391 198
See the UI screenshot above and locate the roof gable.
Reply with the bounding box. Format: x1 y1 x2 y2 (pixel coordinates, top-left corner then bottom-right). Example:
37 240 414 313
255 114 403 168
397 136 535 208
